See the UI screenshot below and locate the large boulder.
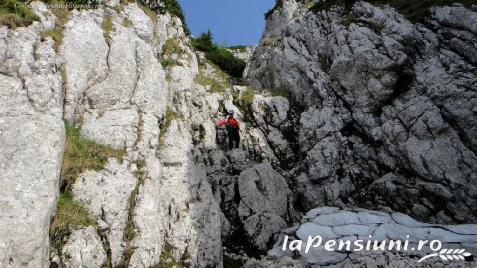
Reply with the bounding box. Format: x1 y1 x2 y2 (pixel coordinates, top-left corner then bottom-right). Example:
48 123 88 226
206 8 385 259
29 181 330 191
238 163 295 251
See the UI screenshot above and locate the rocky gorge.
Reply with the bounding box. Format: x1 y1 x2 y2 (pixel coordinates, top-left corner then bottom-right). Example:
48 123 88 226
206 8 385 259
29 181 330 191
0 0 476 267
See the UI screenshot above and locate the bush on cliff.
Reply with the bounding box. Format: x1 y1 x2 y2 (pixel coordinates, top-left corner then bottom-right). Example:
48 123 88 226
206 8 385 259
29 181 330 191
139 0 190 35
264 0 284 20
192 30 246 78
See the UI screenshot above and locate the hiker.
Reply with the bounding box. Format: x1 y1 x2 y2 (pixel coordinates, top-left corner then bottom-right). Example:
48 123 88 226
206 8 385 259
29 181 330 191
226 110 240 149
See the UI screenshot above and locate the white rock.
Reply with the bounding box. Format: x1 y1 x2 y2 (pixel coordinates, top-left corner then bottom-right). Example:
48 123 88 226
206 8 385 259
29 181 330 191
73 159 138 266
62 226 107 268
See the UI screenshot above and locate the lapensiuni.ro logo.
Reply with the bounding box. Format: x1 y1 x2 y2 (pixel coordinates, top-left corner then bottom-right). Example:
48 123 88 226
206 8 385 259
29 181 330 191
282 235 473 262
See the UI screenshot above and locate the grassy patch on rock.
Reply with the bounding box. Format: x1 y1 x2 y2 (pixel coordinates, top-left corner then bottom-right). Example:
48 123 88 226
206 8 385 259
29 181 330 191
50 192 97 253
195 73 229 93
265 87 290 98
162 108 182 133
154 242 188 268
60 123 125 191
241 88 256 106
102 15 115 41
42 27 64 49
262 36 278 47
0 0 39 28
158 107 182 148
192 30 246 78
161 38 187 67
163 38 185 55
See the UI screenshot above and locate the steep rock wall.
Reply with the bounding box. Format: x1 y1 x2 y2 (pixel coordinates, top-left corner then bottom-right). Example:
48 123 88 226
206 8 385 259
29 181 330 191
246 0 477 224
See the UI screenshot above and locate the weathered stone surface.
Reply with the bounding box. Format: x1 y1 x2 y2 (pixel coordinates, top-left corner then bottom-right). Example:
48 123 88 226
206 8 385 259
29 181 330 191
62 9 108 121
73 159 138 266
2 0 477 267
62 226 107 268
238 163 295 251
81 108 140 150
246 0 477 224
0 17 64 267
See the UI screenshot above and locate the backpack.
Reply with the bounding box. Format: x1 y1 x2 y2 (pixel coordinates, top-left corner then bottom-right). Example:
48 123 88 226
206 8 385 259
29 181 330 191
226 117 239 132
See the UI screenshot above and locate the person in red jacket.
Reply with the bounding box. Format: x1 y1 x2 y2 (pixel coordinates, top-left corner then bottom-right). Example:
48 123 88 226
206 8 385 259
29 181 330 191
226 110 240 149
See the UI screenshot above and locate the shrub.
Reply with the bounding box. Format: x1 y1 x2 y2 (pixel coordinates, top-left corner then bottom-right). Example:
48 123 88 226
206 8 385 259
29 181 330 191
138 0 190 35
192 31 246 78
50 192 96 252
0 0 39 28
60 123 125 191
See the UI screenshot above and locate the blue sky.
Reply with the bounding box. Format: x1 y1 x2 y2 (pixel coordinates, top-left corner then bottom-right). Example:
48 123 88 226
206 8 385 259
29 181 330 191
178 0 275 46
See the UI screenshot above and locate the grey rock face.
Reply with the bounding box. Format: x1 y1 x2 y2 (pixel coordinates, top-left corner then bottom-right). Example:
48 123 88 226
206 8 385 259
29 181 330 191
62 227 107 268
238 163 295 251
0 16 65 267
268 207 477 267
246 1 477 223
2 0 477 267
73 159 138 266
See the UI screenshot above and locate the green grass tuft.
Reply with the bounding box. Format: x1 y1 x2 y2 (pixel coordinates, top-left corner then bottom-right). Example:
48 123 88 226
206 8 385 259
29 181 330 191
60 123 126 191
163 38 185 55
102 15 115 40
158 107 182 147
161 38 186 67
50 192 97 252
162 108 182 133
0 0 39 28
262 36 278 47
265 87 290 98
241 88 256 107
195 73 229 93
42 27 64 50
123 17 133 27
153 242 188 268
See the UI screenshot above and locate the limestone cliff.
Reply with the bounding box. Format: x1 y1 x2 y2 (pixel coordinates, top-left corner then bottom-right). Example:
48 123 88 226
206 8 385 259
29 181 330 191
0 0 476 267
246 0 477 224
